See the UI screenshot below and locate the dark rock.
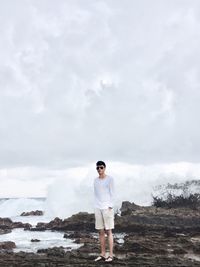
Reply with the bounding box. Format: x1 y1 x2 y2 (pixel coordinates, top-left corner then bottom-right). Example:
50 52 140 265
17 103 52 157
35 213 94 232
20 210 43 216
0 241 16 250
0 217 13 228
193 243 200 253
24 223 32 230
12 222 32 229
120 201 141 216
0 229 12 235
64 231 92 239
173 247 186 254
76 242 99 253
0 217 32 232
1 202 200 266
37 247 65 257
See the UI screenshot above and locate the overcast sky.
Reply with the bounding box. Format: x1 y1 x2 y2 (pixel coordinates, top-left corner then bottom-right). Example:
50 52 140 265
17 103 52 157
0 0 200 197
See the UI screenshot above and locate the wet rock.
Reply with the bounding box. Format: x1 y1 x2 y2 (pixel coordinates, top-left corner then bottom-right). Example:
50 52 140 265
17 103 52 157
63 231 97 246
0 229 12 235
34 212 94 232
193 244 200 253
24 224 32 230
1 202 200 266
76 241 99 253
114 205 200 233
12 222 32 229
0 241 16 250
64 231 92 239
122 234 167 254
0 217 13 229
120 201 141 216
0 217 32 231
21 210 43 216
173 247 186 254
37 246 65 257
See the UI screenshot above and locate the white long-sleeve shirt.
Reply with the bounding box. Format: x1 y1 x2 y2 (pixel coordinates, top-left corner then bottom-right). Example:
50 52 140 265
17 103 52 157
93 175 115 209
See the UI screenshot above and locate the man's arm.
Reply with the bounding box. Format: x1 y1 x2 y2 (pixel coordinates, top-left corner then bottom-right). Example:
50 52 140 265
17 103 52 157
108 177 114 209
93 179 98 207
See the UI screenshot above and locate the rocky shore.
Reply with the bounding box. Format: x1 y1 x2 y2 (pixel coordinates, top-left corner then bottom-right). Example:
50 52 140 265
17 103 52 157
0 217 32 234
1 201 200 266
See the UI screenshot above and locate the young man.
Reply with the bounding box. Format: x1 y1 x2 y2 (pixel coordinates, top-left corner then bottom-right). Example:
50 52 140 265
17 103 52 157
93 160 115 263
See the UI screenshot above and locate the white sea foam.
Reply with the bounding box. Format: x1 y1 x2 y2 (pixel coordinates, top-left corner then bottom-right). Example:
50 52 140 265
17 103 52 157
43 161 200 219
0 228 81 253
1 162 200 220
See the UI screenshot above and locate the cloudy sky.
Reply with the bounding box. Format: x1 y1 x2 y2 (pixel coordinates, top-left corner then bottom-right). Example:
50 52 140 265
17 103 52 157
0 0 200 197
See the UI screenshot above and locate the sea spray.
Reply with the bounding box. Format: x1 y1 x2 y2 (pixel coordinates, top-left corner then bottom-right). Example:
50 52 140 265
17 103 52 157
43 161 200 219
0 197 45 218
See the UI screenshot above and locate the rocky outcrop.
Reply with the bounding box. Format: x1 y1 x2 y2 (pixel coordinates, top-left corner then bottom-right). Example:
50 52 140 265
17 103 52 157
0 245 199 266
0 217 32 232
0 229 11 235
1 202 200 266
31 239 40 242
120 200 141 216
30 203 200 234
20 210 43 216
32 212 94 232
0 241 16 250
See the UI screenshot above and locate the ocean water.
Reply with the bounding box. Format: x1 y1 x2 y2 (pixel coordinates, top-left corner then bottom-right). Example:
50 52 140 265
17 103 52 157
0 197 125 253
0 197 75 253
0 228 82 253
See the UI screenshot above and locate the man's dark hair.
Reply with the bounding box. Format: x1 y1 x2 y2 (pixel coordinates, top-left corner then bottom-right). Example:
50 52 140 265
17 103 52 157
96 160 106 167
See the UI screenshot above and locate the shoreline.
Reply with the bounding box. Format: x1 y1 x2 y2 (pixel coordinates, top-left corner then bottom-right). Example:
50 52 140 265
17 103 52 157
0 201 200 267
1 201 200 266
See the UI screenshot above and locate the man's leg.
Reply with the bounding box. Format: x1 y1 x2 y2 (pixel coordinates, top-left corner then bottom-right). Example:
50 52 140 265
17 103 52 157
94 208 106 256
106 229 113 257
99 229 106 257
103 208 114 258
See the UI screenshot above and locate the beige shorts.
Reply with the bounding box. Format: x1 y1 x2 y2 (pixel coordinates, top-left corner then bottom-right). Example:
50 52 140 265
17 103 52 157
94 208 114 230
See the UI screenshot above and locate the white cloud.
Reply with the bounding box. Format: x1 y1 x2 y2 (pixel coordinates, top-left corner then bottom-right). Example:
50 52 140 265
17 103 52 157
0 0 200 197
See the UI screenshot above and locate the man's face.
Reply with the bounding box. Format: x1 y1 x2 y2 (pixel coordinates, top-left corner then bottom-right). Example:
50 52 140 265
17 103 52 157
96 165 105 175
